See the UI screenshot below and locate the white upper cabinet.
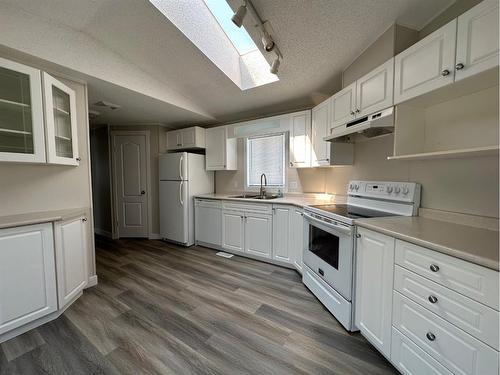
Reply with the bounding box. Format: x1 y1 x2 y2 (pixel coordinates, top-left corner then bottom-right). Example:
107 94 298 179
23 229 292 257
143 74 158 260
205 126 237 171
455 0 499 81
355 227 395 358
54 216 88 309
394 20 457 104
311 98 331 166
43 73 79 166
331 83 356 128
289 111 311 168
166 126 205 151
0 57 45 163
356 58 394 117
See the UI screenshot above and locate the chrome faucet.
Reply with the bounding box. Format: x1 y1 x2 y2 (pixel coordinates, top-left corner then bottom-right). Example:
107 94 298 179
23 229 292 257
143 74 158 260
260 173 267 198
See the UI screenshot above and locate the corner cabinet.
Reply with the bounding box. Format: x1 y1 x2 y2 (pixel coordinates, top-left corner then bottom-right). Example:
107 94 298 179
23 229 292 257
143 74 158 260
311 98 331 166
54 216 88 309
205 126 237 171
0 57 46 163
355 227 395 358
0 57 80 166
289 111 311 168
43 73 79 166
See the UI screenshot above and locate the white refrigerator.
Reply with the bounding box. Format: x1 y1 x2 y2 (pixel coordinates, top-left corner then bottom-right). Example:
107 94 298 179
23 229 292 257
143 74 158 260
159 152 214 246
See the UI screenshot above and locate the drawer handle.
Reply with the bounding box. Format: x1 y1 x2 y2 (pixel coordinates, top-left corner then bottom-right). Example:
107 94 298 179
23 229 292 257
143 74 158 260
429 264 440 272
426 332 436 341
428 295 438 304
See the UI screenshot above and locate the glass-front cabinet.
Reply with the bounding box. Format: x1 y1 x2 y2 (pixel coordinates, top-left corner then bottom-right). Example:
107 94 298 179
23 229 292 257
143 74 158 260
0 57 45 163
43 73 79 166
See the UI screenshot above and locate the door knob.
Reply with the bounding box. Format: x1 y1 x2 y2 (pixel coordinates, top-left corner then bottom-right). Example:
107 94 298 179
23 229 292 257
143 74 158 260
141 190 146 195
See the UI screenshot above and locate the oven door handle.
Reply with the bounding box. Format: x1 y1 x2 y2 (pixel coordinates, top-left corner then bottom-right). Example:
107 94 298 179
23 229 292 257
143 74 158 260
303 213 352 235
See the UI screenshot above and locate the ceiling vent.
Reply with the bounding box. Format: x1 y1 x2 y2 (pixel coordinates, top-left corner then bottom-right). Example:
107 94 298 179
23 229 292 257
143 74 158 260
93 101 121 110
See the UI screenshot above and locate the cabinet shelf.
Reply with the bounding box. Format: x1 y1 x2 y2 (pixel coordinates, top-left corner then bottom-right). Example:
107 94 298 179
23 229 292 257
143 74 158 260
388 146 499 161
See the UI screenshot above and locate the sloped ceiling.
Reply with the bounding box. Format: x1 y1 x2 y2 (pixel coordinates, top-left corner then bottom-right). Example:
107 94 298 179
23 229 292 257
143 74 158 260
1 0 454 127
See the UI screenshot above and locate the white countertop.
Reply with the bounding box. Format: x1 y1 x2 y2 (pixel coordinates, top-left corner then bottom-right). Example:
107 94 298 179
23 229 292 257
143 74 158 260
195 193 343 208
355 216 499 271
0 208 89 229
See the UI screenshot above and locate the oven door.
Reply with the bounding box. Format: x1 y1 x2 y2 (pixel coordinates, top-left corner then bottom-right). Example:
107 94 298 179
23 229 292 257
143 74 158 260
303 212 354 301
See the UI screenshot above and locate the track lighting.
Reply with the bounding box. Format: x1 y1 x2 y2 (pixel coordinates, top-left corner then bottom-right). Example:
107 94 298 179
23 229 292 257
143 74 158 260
261 32 275 52
231 1 247 28
270 54 280 75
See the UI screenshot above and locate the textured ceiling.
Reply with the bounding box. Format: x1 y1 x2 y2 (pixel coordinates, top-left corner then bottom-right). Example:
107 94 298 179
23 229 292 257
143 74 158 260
2 0 455 126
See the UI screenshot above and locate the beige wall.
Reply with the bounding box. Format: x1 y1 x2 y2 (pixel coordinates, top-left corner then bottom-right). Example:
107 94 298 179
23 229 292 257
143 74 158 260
0 74 96 273
90 126 112 235
110 125 165 236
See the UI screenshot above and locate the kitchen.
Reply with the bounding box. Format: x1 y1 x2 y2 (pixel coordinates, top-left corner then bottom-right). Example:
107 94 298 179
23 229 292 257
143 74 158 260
0 0 498 374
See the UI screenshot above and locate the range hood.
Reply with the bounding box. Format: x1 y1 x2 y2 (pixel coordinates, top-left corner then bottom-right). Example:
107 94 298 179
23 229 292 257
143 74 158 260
325 107 394 141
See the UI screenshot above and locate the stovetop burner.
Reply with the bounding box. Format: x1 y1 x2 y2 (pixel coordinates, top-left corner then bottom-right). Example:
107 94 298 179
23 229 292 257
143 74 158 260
309 204 396 220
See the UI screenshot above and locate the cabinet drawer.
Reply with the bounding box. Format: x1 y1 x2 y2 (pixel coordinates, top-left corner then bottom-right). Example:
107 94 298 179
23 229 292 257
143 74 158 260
395 265 499 349
391 328 453 375
195 198 221 209
395 240 499 309
393 292 498 375
222 200 272 214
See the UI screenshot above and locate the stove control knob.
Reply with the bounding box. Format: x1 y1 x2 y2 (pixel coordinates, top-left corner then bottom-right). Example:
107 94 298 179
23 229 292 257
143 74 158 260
394 186 401 194
354 184 360 191
402 187 410 195
349 184 354 190
386 186 393 193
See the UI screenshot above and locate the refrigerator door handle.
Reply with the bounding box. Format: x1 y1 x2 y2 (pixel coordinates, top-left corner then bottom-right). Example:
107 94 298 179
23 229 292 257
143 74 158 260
179 181 184 206
179 155 184 180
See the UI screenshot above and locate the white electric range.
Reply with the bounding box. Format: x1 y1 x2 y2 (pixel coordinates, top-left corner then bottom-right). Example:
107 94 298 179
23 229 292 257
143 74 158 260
302 180 421 331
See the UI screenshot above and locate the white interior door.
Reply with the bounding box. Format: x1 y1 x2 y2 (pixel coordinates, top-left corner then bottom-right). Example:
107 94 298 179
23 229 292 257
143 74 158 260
113 133 148 238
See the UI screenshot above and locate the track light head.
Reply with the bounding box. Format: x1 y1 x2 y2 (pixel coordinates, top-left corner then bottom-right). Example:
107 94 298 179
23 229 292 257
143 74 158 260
261 32 275 52
231 3 247 28
270 55 280 75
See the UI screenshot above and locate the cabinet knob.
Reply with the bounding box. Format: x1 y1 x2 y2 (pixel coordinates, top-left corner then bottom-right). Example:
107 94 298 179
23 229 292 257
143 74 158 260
428 295 438 304
426 332 436 341
441 69 450 76
141 190 146 195
76 157 81 162
355 109 360 113
355 233 361 238
455 63 464 70
290 162 293 167
350 111 355 116
429 264 440 272
82 217 87 222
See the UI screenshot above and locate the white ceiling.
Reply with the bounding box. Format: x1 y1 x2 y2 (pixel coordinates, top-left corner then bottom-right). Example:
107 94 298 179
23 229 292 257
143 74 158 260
2 0 455 127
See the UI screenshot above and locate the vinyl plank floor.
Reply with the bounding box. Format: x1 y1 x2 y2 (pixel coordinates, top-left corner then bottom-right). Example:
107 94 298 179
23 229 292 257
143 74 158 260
1 237 397 374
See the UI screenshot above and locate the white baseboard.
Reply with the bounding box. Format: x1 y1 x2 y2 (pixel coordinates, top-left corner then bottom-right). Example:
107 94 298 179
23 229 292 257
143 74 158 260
94 227 112 238
86 275 98 288
149 233 162 240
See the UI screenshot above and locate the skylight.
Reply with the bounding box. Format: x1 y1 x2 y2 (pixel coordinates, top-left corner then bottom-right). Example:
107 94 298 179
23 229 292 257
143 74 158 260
148 0 278 90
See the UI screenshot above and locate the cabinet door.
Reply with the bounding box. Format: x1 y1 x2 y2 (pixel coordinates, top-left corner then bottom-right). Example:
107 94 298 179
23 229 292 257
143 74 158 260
166 130 181 150
180 128 196 148
355 227 395 358
394 20 457 104
289 112 311 168
356 58 394 116
54 217 88 309
43 73 79 166
245 213 272 259
272 206 291 262
311 99 330 166
195 203 221 247
221 210 244 253
331 82 356 128
0 57 45 163
455 0 499 81
206 126 226 170
0 223 57 335
291 208 304 273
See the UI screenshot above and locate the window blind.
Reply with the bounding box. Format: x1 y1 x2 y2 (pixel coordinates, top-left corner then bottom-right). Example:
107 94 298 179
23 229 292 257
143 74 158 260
246 133 285 187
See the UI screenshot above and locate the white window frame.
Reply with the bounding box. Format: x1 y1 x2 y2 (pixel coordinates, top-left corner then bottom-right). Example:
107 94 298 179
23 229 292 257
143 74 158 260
244 132 287 191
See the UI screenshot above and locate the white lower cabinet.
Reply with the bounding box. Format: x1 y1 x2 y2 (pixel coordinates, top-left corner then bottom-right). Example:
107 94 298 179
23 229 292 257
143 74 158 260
291 207 304 272
245 213 272 259
54 216 88 309
355 227 395 358
0 223 57 335
221 210 245 254
272 205 292 262
195 199 222 248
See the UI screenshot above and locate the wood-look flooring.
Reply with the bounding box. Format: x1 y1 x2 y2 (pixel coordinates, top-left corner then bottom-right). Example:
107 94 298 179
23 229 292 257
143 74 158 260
1 237 397 375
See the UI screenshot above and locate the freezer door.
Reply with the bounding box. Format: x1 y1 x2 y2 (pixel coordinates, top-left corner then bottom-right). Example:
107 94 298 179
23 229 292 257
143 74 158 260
159 180 189 243
159 152 188 181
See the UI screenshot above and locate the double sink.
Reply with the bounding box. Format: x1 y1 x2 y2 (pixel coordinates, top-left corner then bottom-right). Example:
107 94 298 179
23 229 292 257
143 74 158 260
229 193 279 200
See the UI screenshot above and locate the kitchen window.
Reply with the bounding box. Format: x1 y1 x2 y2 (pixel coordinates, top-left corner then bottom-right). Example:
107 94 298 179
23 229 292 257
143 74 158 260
246 133 286 188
